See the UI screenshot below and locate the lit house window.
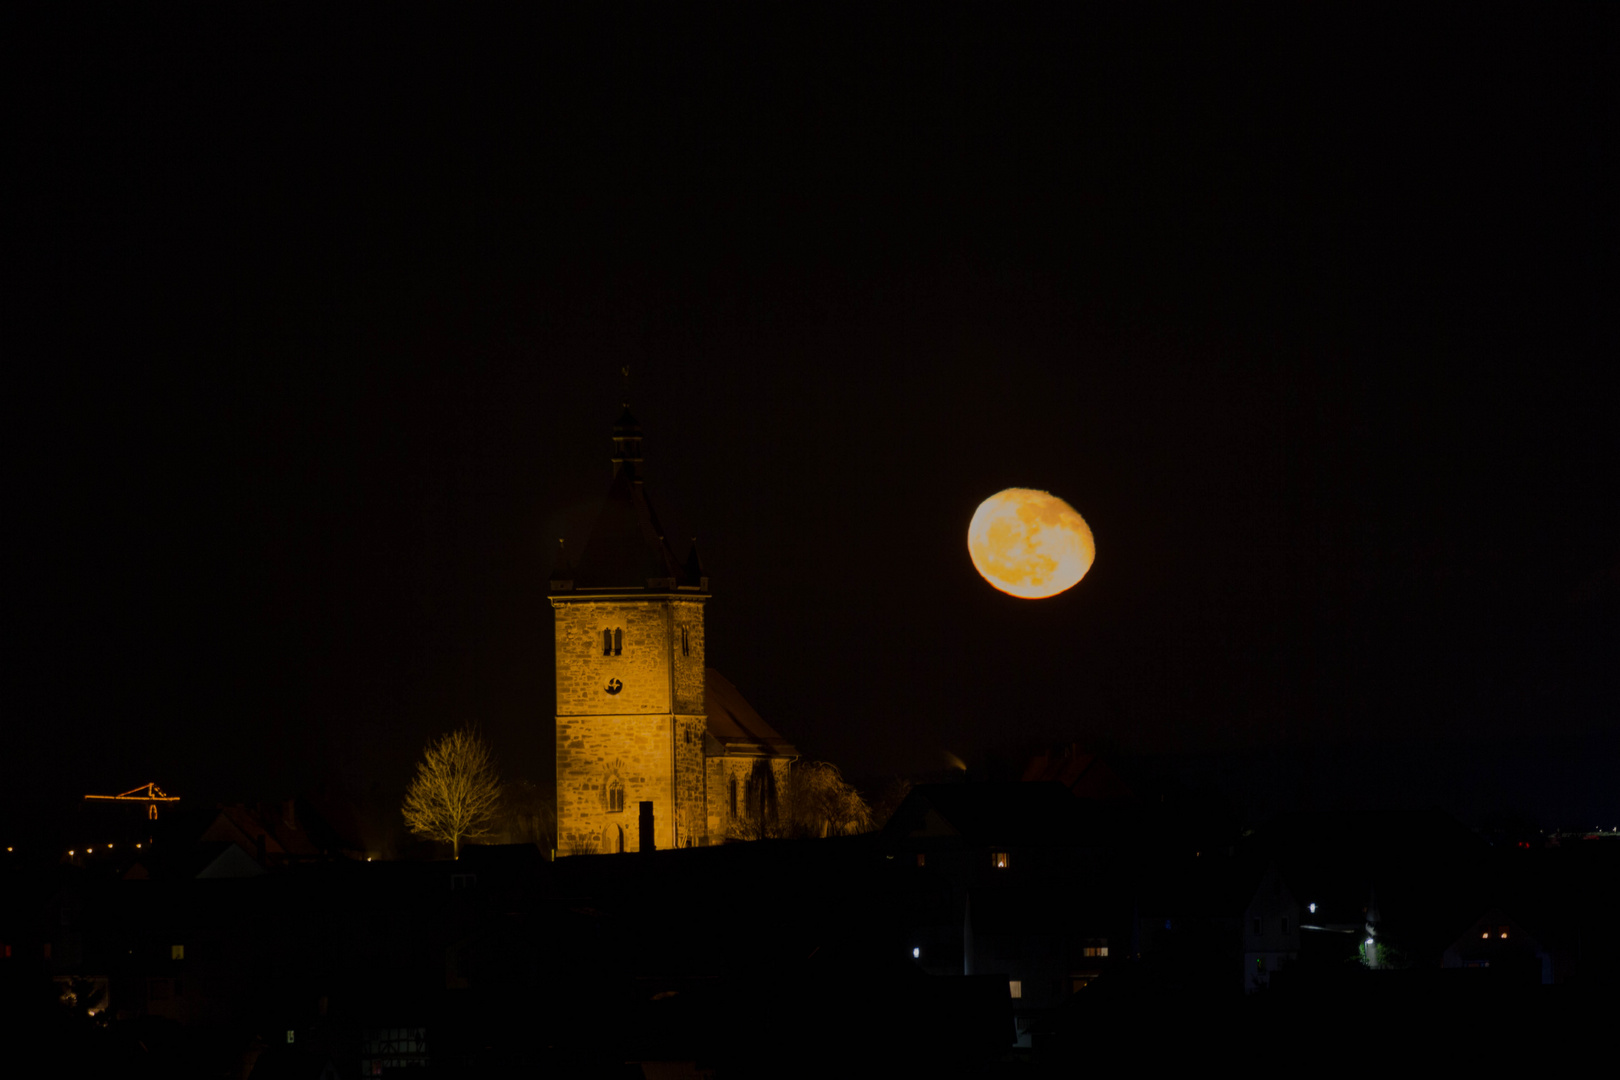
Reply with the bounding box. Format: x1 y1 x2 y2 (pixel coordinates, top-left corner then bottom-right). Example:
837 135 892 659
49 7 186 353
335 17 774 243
916 853 926 867
991 851 1009 869
171 944 184 960
1082 943 1108 957
1008 980 1022 999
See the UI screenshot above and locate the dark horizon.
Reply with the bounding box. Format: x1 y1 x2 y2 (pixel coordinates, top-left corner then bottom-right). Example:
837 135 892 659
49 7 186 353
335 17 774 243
10 6 1616 845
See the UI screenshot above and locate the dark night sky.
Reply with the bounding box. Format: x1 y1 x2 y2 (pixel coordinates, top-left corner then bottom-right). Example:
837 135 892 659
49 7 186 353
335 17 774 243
10 6 1617 843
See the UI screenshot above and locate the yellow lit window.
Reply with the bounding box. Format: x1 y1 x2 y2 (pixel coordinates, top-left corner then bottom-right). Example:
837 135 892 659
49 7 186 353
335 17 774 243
171 944 184 960
991 851 1009 869
1008 979 1022 999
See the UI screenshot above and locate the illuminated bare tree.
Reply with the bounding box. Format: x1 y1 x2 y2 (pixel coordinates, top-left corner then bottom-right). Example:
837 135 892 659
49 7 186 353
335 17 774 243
402 727 503 858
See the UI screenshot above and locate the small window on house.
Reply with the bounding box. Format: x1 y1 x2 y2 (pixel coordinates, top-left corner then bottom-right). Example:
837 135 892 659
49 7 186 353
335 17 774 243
916 853 926 867
1008 980 1022 999
991 851 1009 869
171 944 184 961
613 628 623 655
603 629 613 656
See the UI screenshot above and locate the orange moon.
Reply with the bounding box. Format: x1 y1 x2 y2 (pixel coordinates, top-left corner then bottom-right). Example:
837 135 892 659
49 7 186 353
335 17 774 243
967 488 1095 599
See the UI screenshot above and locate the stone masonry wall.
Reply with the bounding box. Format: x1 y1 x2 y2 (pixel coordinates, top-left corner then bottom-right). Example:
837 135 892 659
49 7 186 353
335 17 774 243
706 754 795 840
675 714 706 846
555 713 672 853
672 599 706 715
553 600 674 715
553 595 710 853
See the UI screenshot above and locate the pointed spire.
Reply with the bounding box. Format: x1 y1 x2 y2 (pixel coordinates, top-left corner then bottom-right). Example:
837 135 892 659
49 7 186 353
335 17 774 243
549 538 574 592
682 538 708 589
565 407 705 595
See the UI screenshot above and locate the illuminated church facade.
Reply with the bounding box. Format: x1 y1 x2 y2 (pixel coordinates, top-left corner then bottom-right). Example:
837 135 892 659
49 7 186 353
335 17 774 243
550 409 796 854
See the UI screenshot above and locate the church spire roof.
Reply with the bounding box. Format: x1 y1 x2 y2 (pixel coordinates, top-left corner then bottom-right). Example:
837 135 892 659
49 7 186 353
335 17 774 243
555 407 704 595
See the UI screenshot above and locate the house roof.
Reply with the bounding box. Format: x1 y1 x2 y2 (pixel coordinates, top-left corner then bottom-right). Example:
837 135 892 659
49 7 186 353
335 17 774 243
882 783 1101 847
1021 745 1137 802
705 669 797 758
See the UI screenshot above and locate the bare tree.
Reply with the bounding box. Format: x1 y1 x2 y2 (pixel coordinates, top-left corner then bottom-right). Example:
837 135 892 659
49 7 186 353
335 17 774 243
402 727 503 858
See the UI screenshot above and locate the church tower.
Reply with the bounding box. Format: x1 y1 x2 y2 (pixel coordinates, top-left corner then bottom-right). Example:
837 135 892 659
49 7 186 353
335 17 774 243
549 408 710 854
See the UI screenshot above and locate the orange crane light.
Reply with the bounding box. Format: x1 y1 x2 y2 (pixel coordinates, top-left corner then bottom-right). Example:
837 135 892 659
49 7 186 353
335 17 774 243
85 783 179 820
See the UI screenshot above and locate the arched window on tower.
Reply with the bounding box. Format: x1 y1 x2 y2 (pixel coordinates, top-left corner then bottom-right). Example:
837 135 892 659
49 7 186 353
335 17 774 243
613 628 623 655
608 778 625 813
681 626 690 657
602 629 612 656
729 776 739 818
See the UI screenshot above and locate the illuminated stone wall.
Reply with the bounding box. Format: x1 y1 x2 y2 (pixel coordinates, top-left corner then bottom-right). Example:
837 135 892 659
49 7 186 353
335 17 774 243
706 755 793 839
553 595 710 851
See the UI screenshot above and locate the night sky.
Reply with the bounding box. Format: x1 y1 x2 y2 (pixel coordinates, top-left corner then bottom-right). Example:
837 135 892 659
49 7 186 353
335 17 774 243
12 6 1616 844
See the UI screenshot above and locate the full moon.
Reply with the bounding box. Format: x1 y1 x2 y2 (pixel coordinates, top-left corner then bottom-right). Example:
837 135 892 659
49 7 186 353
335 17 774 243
967 488 1095 599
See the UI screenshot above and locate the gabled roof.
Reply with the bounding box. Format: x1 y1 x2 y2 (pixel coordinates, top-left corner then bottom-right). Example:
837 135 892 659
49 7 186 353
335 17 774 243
1021 745 1137 802
882 783 1099 847
705 669 797 758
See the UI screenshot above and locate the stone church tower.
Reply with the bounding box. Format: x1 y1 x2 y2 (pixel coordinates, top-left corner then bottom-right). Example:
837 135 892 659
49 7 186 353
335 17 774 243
550 408 797 854
549 408 710 854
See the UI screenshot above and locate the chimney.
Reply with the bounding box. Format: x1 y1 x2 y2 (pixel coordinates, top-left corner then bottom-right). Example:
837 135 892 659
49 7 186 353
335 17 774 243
639 801 655 853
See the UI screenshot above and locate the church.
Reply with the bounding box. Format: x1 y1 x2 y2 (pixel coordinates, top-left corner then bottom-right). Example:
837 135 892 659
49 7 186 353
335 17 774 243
549 408 797 854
